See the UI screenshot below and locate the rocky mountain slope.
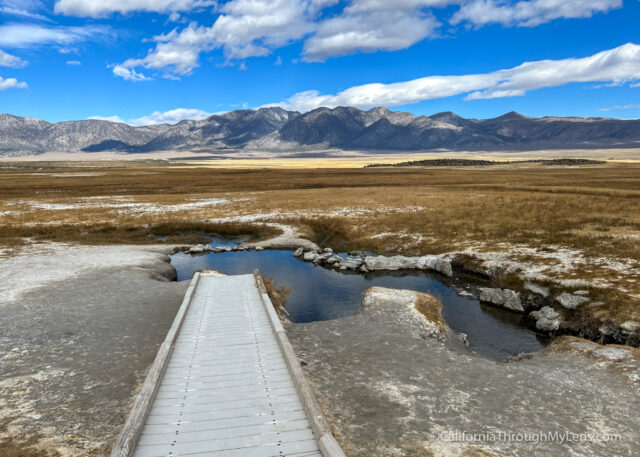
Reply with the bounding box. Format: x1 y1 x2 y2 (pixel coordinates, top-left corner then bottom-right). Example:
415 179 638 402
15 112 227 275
1 107 639 157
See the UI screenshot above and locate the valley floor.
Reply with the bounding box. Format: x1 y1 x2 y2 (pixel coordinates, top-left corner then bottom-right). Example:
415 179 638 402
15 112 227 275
0 160 639 456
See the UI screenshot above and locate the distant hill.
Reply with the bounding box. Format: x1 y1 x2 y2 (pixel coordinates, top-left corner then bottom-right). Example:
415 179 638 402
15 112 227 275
1 107 639 157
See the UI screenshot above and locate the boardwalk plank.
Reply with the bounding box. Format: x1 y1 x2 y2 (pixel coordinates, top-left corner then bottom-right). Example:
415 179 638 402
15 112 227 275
113 273 343 457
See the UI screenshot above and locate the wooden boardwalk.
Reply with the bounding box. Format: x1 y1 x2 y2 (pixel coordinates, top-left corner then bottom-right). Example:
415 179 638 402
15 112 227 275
111 271 345 457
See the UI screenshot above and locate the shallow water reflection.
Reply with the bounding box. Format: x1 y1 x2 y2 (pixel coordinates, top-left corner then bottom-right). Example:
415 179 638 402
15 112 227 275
170 250 548 360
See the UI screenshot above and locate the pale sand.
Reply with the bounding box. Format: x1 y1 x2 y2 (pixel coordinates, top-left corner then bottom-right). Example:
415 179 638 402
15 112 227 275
3 148 640 168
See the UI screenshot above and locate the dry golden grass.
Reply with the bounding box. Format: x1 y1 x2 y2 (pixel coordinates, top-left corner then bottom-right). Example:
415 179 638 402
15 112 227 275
0 220 281 246
414 294 446 332
0 419 62 457
262 276 291 311
549 335 640 360
2 164 640 259
1 162 639 323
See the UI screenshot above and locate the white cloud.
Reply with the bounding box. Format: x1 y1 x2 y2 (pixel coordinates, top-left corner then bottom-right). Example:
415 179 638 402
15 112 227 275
598 103 640 112
90 108 217 126
88 115 125 123
66 60 81 65
451 0 622 28
115 0 329 79
0 76 27 90
274 56 283 65
209 0 316 58
112 64 151 81
54 0 215 17
303 0 460 61
0 23 109 49
0 0 51 21
303 9 439 61
113 0 623 79
118 23 215 77
129 108 215 125
0 49 27 67
264 43 640 112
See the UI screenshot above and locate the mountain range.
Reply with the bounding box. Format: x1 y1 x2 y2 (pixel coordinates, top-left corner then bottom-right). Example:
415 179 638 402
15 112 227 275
1 107 639 157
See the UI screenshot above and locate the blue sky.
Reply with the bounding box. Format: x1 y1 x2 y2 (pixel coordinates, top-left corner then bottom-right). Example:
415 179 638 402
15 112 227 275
0 0 639 125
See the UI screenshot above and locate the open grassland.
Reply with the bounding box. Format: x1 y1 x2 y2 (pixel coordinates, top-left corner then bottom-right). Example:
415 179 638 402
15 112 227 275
1 162 639 325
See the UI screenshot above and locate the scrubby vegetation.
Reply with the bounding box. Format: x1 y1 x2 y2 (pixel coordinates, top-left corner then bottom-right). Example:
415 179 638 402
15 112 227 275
1 162 639 324
262 276 291 311
0 221 281 246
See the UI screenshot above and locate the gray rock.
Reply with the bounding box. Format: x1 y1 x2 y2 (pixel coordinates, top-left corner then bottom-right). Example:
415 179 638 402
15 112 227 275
326 255 341 264
203 244 213 252
224 247 232 252
363 254 452 276
303 251 318 261
255 246 264 252
323 248 333 254
555 292 589 309
529 306 562 332
189 244 205 254
630 369 640 382
293 247 304 257
574 290 590 296
364 255 419 271
620 321 640 334
340 257 364 269
479 288 524 312
593 347 633 361
417 255 453 277
525 283 550 298
317 252 334 262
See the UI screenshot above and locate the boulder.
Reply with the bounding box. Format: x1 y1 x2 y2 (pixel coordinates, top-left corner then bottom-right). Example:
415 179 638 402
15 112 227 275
303 251 318 261
323 248 333 254
255 246 264 252
529 306 562 331
417 255 453 277
363 254 453 276
364 255 418 271
479 288 524 312
340 257 364 269
555 292 589 309
293 247 304 257
326 255 341 264
317 252 334 262
189 244 205 254
361 287 446 340
574 290 590 296
620 321 640 334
